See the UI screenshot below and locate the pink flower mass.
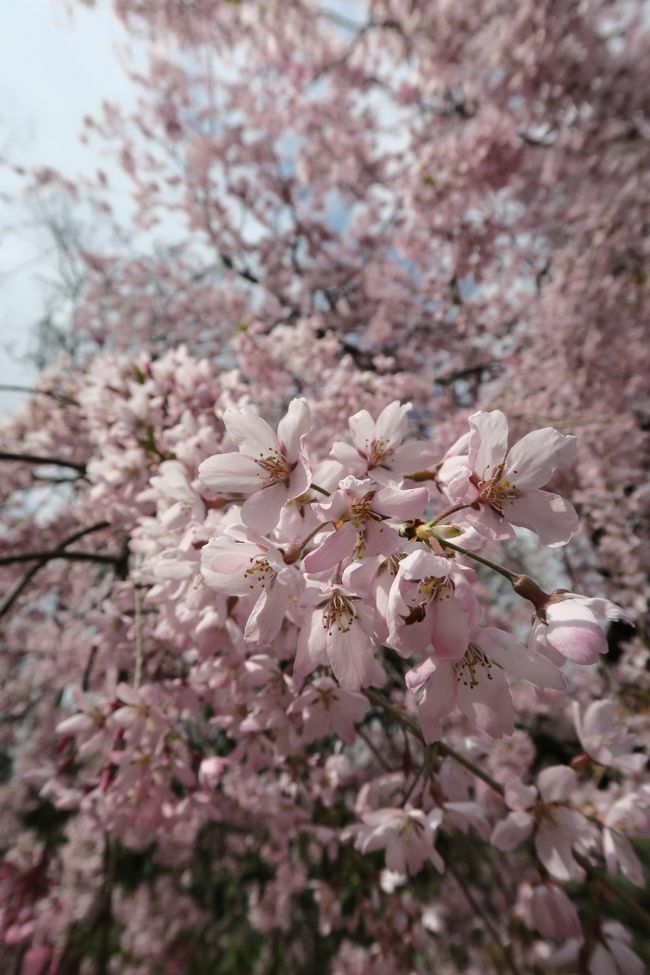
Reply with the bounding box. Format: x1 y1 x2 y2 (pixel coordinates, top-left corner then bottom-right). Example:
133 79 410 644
0 2 648 973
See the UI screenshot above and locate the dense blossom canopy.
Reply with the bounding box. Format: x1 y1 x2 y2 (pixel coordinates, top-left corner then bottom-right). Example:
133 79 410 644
1 1 649 973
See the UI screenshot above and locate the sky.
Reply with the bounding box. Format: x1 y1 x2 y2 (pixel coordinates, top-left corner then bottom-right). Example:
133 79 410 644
0 0 137 413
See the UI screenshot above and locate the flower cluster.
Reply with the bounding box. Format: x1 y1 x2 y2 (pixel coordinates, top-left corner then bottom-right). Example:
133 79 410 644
2 359 646 974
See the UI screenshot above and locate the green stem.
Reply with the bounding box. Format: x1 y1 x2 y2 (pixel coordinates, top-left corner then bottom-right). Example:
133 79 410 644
430 503 469 526
438 537 550 611
437 537 517 582
310 482 331 497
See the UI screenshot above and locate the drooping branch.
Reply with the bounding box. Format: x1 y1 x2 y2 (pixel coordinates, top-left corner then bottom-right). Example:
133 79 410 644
0 551 121 567
0 384 78 406
0 522 112 621
0 451 86 473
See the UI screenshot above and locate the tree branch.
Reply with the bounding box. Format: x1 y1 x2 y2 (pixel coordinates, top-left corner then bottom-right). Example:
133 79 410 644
0 384 78 406
0 451 86 473
0 522 111 621
0 550 120 566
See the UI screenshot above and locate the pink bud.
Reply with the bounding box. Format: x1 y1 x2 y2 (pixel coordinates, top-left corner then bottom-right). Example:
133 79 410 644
199 757 229 790
529 884 582 941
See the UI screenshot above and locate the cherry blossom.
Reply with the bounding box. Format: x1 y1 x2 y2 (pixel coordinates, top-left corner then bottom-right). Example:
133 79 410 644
532 592 630 665
198 399 312 533
491 766 595 882
407 626 565 739
355 807 444 876
440 410 578 546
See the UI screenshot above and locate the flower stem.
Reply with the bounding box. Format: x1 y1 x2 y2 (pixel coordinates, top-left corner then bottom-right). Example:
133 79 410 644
430 503 469 526
437 538 550 611
310 482 331 497
437 537 517 582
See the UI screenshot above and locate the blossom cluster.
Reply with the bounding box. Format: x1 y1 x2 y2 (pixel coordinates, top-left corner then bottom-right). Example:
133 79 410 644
1 351 647 974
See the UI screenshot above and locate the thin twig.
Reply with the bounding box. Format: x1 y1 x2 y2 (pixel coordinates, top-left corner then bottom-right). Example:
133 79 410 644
364 688 505 796
0 383 78 405
0 550 120 566
358 727 392 771
447 860 521 975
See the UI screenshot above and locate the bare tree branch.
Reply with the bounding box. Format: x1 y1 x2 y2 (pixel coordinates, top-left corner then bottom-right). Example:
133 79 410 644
0 451 86 473
0 522 111 621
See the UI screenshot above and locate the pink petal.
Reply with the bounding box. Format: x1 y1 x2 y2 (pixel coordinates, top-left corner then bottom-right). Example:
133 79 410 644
505 428 577 490
241 482 287 533
607 937 645 975
303 522 356 572
537 765 577 804
198 452 262 493
244 583 288 645
223 407 278 455
294 610 328 681
288 457 312 499
456 667 515 737
546 599 607 663
430 597 469 661
348 409 375 451
277 397 312 462
373 485 428 519
504 490 578 546
374 400 411 448
327 621 380 691
479 627 566 689
534 824 581 882
363 519 400 558
490 810 534 850
390 439 440 474
468 410 508 477
416 661 455 743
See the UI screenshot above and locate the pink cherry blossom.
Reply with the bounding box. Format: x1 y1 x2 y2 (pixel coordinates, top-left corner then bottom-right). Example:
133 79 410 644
288 676 367 744
603 791 650 888
572 700 645 773
355 807 444 876
532 592 629 665
521 882 582 942
303 476 427 573
294 584 385 691
407 626 565 740
491 766 595 882
441 410 578 546
386 549 479 660
201 524 301 645
330 400 438 482
198 398 312 533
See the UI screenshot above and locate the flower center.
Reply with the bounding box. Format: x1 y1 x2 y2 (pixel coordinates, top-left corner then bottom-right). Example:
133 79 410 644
255 451 292 487
453 644 494 688
322 593 357 635
243 556 273 589
471 464 519 515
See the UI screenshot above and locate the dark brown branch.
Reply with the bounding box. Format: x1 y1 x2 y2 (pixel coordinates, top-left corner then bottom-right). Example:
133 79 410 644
0 384 78 406
0 451 86 473
0 522 110 621
0 551 120 566
433 362 502 386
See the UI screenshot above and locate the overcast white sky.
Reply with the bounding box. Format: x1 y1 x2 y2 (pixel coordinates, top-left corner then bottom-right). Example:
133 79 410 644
0 0 137 413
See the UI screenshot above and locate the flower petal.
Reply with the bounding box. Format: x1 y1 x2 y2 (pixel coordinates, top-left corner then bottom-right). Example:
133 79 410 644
277 398 312 462
505 428 576 490
503 490 578 546
468 410 508 477
198 452 262 493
